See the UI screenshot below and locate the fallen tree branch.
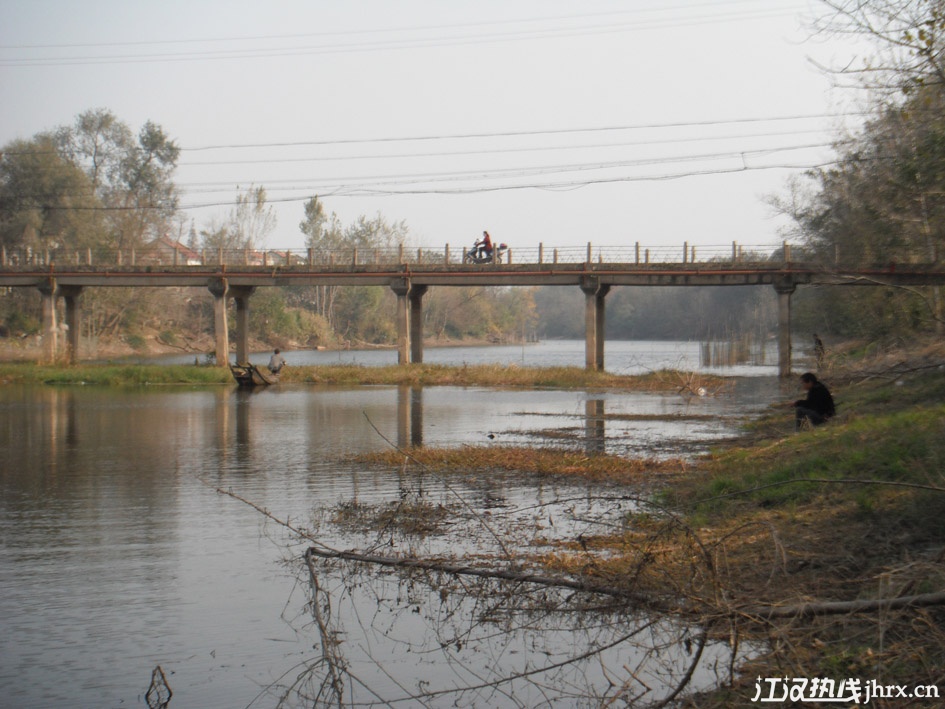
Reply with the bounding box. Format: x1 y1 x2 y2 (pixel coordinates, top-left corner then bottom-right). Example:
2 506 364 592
304 546 681 611
742 590 945 619
305 547 945 623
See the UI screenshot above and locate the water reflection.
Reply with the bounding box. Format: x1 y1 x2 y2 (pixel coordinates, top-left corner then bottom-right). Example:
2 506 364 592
395 384 424 448
0 379 780 707
585 396 606 455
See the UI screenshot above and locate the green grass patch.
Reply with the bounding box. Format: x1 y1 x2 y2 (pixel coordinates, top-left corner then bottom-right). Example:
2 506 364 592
0 361 728 391
0 363 232 386
670 372 945 525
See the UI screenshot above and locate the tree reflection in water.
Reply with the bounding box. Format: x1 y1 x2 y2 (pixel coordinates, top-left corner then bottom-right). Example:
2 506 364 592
223 483 747 709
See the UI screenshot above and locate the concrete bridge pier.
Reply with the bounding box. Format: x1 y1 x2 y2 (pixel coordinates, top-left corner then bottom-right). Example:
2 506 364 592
580 278 610 370
60 286 83 364
231 286 256 364
38 279 59 362
409 285 428 364
774 280 796 378
390 279 411 364
208 278 230 366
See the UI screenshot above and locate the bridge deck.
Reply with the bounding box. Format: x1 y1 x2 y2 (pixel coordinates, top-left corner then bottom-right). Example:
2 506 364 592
2 261 944 288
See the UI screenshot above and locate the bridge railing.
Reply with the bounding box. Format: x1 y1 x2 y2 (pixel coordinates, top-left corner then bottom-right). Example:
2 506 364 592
0 241 938 270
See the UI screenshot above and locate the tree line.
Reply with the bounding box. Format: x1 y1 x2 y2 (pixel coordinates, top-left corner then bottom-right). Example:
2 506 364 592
777 0 945 340
0 111 537 350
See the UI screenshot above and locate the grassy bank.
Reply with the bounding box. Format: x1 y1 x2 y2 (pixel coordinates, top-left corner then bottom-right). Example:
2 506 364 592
0 361 725 391
0 363 233 386
347 367 945 706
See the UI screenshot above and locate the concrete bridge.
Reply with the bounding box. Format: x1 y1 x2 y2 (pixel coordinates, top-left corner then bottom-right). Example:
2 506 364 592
2 241 943 376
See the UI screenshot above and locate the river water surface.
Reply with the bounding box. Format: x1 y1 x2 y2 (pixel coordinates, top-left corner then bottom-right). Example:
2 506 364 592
1 344 783 708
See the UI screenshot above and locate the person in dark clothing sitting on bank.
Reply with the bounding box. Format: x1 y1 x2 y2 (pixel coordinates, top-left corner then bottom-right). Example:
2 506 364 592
793 372 835 430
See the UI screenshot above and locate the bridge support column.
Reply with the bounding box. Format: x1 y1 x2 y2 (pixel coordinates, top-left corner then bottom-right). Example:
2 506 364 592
61 286 83 364
38 280 59 362
390 279 411 365
774 280 796 378
208 278 230 366
409 285 428 364
231 286 256 364
580 278 610 370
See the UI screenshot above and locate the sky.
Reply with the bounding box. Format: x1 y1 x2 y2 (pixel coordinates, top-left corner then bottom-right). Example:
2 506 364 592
0 0 867 254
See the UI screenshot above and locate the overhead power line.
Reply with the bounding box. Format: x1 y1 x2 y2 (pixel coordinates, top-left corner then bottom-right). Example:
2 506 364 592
179 113 857 152
0 1 805 66
0 0 802 50
0 112 862 158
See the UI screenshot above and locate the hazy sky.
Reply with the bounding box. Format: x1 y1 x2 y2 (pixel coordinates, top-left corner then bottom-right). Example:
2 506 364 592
0 0 866 253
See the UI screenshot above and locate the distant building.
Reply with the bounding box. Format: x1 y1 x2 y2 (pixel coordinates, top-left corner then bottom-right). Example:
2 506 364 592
140 237 203 265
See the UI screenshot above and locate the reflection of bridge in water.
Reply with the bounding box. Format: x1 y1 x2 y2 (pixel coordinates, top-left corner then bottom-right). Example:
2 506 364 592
3 241 943 377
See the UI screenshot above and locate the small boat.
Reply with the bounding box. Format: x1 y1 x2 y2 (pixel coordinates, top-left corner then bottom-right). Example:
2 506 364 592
230 363 280 387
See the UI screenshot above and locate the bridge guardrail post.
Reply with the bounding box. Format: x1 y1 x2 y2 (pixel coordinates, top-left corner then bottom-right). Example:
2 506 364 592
645 248 650 265
586 242 592 265
732 241 737 265
635 242 640 265
683 241 688 264
553 248 558 264
398 243 404 264
538 243 543 264
691 245 696 263
444 244 450 265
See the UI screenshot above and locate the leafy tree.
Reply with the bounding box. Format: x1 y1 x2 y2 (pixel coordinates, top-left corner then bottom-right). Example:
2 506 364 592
768 1 945 338
0 135 103 253
55 108 180 249
231 185 276 251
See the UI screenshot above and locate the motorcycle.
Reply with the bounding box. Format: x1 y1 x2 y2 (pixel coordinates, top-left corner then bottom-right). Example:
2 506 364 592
463 240 508 264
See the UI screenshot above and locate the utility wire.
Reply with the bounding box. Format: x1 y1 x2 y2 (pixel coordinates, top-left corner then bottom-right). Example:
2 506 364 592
0 0 802 50
179 127 837 167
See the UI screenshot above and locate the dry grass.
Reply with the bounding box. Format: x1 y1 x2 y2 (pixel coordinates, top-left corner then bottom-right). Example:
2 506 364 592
285 363 729 392
353 445 690 485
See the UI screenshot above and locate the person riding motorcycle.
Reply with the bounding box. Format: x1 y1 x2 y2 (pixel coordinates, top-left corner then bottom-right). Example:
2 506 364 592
476 231 493 260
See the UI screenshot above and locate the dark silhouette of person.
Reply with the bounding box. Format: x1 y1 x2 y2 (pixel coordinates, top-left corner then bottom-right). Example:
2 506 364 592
793 372 835 430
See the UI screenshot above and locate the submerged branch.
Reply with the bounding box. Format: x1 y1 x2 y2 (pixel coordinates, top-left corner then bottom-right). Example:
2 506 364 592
304 546 678 610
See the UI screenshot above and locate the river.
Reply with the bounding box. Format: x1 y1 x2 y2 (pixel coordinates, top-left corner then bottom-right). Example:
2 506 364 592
0 344 784 708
